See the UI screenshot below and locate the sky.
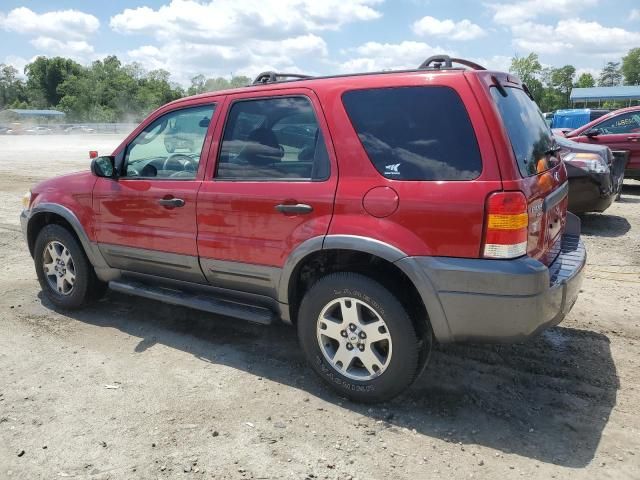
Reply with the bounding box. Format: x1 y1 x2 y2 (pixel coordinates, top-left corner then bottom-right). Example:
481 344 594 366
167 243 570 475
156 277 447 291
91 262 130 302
0 0 639 85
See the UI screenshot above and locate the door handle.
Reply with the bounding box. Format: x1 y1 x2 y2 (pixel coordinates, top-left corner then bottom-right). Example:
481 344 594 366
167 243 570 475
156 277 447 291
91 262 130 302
275 203 313 214
158 197 185 208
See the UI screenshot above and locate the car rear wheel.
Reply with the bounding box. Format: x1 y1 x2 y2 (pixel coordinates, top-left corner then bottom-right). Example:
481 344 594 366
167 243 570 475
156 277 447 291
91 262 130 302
34 224 103 309
298 272 424 403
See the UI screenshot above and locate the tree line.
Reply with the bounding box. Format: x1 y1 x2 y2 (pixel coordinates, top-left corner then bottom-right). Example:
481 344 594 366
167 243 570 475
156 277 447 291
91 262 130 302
509 47 640 112
2 49 640 122
0 55 250 122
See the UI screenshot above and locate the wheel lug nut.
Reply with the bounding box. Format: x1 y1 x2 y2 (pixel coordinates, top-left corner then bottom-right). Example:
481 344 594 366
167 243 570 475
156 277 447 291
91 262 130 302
340 330 347 337
349 324 356 331
359 331 366 339
346 343 353 350
358 344 365 351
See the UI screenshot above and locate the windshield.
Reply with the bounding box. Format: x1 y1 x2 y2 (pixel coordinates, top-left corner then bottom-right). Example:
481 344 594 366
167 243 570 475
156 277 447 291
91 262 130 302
491 87 558 177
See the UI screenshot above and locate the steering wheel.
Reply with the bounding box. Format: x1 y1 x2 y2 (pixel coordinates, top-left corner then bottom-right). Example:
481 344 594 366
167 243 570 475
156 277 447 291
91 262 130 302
163 153 198 172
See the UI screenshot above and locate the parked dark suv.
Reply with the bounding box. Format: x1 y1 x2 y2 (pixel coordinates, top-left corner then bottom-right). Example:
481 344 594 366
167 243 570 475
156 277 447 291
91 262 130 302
20 56 586 402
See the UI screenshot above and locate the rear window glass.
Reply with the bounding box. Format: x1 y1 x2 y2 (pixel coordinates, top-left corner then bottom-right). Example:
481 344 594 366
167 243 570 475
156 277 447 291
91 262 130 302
491 87 557 177
342 86 482 181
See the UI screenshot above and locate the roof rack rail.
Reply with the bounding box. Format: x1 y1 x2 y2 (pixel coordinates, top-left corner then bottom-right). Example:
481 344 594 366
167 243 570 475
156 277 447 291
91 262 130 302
418 55 486 71
252 71 313 85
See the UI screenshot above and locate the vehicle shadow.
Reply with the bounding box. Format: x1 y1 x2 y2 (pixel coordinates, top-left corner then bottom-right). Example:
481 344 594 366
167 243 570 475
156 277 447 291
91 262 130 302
40 291 619 469
621 182 640 196
580 213 631 237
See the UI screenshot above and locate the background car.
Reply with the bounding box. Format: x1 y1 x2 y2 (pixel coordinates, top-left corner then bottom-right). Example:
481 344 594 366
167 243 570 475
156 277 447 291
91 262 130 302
551 108 610 130
555 134 625 213
25 126 53 135
561 106 640 180
64 125 96 134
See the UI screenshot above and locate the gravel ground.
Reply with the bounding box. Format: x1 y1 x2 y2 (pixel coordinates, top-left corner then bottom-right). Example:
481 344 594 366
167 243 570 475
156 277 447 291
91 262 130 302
0 135 639 479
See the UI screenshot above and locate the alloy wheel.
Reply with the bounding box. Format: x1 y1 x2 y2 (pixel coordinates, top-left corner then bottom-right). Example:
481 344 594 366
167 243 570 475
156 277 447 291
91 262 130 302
316 297 392 381
42 240 76 296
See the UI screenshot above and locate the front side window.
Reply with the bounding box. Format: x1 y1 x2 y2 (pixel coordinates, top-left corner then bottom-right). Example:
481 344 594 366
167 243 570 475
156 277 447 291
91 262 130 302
216 96 330 180
342 86 482 181
595 112 640 134
124 104 215 179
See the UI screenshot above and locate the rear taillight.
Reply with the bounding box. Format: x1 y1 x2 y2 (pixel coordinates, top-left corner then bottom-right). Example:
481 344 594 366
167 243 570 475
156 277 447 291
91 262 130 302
483 191 529 259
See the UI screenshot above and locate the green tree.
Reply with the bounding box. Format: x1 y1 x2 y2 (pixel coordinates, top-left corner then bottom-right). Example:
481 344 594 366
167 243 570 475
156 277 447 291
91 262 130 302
622 48 640 85
188 75 252 95
550 65 576 108
598 61 622 87
510 53 544 106
575 73 596 88
0 64 27 108
187 74 207 95
510 53 542 85
24 56 83 107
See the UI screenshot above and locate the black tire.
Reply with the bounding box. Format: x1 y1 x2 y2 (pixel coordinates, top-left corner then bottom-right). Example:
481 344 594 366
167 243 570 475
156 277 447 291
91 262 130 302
34 224 102 309
298 272 425 403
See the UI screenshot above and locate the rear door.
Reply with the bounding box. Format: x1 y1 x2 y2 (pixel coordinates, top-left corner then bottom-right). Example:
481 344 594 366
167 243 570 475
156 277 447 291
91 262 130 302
488 80 568 264
196 89 337 296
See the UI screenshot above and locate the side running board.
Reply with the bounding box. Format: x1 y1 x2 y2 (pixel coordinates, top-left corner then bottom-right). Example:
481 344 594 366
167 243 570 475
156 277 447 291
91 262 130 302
109 280 275 325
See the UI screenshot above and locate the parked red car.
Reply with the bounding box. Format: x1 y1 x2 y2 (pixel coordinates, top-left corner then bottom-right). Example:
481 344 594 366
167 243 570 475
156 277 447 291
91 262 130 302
562 106 640 180
20 56 585 402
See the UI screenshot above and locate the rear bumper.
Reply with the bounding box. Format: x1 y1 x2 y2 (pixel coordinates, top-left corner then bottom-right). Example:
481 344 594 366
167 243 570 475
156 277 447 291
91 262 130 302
397 215 586 343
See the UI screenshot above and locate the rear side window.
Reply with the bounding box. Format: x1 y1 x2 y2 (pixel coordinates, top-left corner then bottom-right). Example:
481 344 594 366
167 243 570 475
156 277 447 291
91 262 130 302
491 87 556 177
216 96 330 181
342 86 482 181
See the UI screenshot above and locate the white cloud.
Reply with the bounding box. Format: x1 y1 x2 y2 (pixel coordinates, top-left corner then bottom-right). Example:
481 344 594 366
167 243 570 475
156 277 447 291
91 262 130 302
128 34 328 83
30 37 95 57
575 67 600 79
412 16 486 41
0 7 99 40
486 0 598 25
0 7 99 61
512 18 640 57
470 55 512 72
112 0 380 83
338 41 449 73
110 0 382 41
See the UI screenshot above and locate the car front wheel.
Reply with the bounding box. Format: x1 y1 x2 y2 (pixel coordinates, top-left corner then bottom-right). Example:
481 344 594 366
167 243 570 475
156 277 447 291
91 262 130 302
34 224 102 309
298 272 425 403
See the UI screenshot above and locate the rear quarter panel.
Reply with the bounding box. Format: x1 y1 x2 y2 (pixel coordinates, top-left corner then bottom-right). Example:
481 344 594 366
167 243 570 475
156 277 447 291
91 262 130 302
316 72 503 258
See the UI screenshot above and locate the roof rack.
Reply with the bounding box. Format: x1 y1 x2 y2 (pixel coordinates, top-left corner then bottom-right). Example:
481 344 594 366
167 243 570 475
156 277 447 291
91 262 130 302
252 71 313 85
418 55 486 71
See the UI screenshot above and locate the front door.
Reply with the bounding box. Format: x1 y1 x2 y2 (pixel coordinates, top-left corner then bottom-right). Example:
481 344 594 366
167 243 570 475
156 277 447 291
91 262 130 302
196 90 337 298
579 110 640 174
94 103 219 282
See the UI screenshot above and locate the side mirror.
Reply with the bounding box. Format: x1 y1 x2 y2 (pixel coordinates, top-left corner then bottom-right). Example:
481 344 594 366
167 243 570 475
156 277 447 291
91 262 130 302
586 128 601 138
91 156 117 178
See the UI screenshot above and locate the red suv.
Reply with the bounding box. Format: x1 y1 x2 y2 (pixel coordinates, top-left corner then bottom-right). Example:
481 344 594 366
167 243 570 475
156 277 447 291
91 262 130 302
20 56 586 402
562 105 640 180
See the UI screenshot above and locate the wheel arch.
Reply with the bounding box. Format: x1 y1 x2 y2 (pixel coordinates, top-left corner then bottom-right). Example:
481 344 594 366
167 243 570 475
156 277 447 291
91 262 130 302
26 203 108 270
280 235 450 341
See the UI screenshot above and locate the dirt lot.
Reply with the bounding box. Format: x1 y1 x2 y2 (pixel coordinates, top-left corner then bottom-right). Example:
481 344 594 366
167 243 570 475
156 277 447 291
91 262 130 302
1 135 639 479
